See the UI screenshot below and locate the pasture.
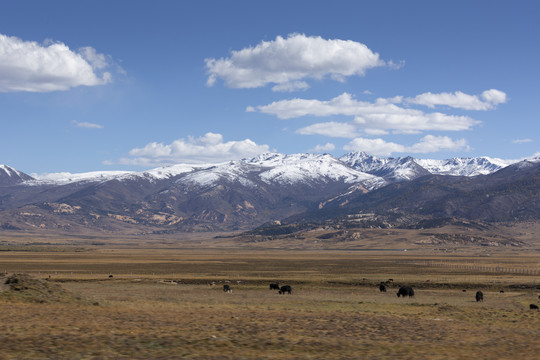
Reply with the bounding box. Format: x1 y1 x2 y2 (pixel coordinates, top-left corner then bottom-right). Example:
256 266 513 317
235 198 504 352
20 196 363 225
0 245 539 359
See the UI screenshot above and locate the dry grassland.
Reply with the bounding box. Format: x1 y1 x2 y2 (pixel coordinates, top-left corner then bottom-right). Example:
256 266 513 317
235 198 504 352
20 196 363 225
0 245 539 359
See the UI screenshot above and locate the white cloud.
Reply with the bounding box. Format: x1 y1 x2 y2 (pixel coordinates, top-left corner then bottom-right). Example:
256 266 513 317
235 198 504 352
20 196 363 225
271 81 309 92
364 128 389 136
311 143 336 153
407 89 507 110
72 120 103 129
344 137 406 156
353 111 475 133
0 33 113 92
296 122 359 138
205 33 386 91
387 60 405 70
408 135 470 153
344 135 469 156
253 92 479 133
512 138 533 144
116 133 270 166
79 46 109 70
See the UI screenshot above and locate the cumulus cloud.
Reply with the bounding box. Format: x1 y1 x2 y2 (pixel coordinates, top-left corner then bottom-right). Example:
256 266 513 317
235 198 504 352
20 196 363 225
253 92 479 133
115 133 270 167
408 135 470 153
407 89 507 110
310 143 336 153
72 120 103 129
296 121 359 138
0 33 113 92
271 81 309 92
343 135 469 156
343 137 406 156
205 34 386 91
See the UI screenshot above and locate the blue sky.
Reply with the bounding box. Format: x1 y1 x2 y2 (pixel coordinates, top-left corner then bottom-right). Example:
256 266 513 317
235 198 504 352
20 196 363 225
1 0 538 173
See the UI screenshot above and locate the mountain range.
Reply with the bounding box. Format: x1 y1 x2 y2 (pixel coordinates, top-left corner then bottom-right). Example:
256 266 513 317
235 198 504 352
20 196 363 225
0 152 538 234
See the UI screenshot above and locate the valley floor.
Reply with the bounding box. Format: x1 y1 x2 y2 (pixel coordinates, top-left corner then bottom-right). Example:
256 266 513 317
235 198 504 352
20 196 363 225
0 243 539 359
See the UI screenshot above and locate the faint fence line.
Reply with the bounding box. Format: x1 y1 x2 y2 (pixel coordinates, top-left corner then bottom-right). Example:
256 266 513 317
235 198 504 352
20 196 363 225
394 260 540 276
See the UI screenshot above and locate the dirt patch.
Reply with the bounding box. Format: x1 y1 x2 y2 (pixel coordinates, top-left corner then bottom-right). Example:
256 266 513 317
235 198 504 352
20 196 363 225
0 273 87 304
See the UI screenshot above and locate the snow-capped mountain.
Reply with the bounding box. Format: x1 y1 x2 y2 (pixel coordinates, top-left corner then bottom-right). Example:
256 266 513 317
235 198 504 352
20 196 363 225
26 153 388 191
340 152 518 181
0 165 34 186
0 153 387 233
20 151 524 188
415 157 512 176
339 153 430 182
29 170 135 185
246 153 386 189
312 159 540 224
0 151 537 234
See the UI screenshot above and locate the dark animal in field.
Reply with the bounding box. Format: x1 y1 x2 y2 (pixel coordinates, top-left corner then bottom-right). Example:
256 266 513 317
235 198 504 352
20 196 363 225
108 275 113 278
379 283 387 292
530 304 539 310
269 283 280 290
500 290 505 293
279 285 292 294
396 286 414 297
223 284 232 293
462 289 467 292
476 291 484 302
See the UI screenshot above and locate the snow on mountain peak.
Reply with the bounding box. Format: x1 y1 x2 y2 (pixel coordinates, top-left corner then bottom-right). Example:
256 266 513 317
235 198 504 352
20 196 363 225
29 170 136 185
176 161 258 188
0 165 16 177
341 151 518 179
254 153 383 187
0 165 34 185
172 153 387 190
141 163 207 180
416 157 510 176
7 151 532 190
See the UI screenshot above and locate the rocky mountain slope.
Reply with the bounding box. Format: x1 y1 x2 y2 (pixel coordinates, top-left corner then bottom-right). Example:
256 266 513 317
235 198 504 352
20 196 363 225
0 152 537 234
0 165 34 186
0 154 384 233
291 159 540 225
339 152 514 181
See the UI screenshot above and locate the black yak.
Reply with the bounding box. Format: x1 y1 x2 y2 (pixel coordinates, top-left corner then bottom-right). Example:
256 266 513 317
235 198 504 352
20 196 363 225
223 284 232 293
476 291 484 302
279 285 292 294
396 286 414 297
379 283 387 292
269 283 280 290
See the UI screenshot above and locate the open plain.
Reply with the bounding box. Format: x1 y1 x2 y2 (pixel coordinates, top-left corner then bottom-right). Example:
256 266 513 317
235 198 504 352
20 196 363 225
0 230 539 359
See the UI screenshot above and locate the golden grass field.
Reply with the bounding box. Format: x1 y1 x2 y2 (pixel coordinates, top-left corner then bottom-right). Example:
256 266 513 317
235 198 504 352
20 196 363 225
0 230 539 359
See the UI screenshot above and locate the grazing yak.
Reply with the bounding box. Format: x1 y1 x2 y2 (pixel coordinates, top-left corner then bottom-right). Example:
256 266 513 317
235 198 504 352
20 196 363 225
269 283 280 290
379 283 387 292
396 286 414 297
279 285 292 294
476 291 484 302
223 284 232 293
530 304 539 310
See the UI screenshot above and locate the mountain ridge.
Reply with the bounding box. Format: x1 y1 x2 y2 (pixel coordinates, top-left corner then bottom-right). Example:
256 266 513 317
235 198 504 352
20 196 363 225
0 152 538 234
